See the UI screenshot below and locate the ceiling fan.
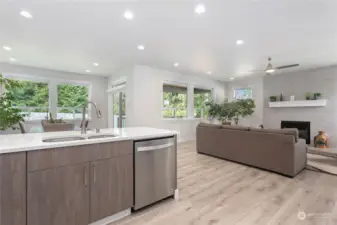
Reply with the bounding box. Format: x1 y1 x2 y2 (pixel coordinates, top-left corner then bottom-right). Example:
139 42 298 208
251 57 299 74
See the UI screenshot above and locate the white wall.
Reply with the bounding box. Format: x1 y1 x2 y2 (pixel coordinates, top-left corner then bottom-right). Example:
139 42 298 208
264 66 337 146
128 65 226 141
0 63 108 129
227 76 264 127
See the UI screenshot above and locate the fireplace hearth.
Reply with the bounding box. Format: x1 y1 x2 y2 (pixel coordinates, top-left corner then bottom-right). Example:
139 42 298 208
281 121 311 144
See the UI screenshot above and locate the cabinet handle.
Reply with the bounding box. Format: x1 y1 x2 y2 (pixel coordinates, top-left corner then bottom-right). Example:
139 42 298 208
84 166 88 186
93 164 96 183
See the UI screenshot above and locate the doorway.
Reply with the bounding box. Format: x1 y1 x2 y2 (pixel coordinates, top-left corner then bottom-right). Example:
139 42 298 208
113 92 126 128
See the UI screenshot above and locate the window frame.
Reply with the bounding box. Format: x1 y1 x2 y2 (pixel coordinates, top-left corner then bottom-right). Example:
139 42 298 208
56 82 91 120
2 73 92 122
193 86 213 119
162 81 189 119
3 74 51 121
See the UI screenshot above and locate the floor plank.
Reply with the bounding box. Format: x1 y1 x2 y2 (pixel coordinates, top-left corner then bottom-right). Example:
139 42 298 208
112 141 337 225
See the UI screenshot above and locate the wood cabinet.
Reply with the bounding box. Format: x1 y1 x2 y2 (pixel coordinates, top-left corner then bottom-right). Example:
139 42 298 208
27 163 90 225
0 152 26 225
27 141 133 225
90 155 133 222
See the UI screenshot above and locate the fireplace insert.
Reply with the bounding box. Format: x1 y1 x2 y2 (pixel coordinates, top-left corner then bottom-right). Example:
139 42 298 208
281 121 310 144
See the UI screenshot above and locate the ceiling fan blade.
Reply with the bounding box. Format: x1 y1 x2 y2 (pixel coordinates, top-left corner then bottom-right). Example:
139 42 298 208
248 69 264 72
276 64 299 70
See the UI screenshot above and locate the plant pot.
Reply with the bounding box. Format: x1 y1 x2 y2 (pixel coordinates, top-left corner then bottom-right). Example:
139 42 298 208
42 123 75 132
269 96 277 102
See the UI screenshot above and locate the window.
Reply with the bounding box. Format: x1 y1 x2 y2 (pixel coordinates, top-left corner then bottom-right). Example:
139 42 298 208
10 80 49 121
194 88 212 118
162 84 188 118
234 88 252 100
57 84 89 120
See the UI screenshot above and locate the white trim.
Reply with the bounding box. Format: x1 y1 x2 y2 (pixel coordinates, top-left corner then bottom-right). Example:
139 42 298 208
268 99 327 108
107 77 127 93
89 208 131 225
107 84 126 93
162 117 202 122
162 80 188 87
3 73 91 85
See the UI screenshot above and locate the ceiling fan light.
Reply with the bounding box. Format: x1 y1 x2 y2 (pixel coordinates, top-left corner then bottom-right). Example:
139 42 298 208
266 69 275 73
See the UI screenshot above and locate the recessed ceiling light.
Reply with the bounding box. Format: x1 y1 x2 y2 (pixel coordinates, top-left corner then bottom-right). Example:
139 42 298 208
137 45 145 50
85 70 91 73
124 10 134 20
207 71 212 75
173 63 179 67
20 10 33 19
93 63 99 67
2 46 12 51
9 58 17 62
236 40 244 45
230 77 235 80
195 4 206 14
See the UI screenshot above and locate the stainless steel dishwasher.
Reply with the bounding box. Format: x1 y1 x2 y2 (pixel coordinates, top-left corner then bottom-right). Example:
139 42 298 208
134 136 177 210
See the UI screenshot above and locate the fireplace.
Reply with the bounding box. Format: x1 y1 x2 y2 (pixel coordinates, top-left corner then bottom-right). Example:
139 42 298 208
281 121 311 144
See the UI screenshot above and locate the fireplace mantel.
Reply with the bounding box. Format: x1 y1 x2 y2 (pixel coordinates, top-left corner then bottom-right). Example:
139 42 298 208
269 99 327 108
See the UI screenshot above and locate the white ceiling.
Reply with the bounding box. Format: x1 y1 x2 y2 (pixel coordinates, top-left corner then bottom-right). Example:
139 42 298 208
1 0 337 81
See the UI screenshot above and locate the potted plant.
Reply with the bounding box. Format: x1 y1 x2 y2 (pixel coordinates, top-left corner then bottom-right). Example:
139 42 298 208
205 101 220 123
232 99 256 125
217 100 236 125
313 93 322 100
0 74 25 133
42 112 75 132
269 96 277 102
306 92 311 100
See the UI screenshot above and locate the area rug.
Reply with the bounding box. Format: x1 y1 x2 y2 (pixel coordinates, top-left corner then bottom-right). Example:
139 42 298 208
306 153 337 176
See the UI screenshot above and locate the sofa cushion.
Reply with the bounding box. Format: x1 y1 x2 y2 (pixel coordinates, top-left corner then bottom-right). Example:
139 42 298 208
222 125 250 131
250 128 299 142
282 128 299 142
199 122 222 129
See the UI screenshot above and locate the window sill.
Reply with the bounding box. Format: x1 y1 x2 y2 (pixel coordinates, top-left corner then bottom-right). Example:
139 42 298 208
162 117 203 122
23 119 92 124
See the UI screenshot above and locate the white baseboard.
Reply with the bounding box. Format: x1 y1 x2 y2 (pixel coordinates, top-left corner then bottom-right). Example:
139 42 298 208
89 208 131 225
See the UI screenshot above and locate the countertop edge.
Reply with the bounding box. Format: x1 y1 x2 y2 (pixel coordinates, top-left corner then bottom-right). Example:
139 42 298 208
0 131 178 154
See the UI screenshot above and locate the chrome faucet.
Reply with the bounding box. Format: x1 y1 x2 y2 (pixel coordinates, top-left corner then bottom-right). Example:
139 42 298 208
81 101 102 134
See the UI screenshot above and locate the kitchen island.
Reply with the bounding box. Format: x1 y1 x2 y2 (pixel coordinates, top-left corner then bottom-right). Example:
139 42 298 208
0 127 178 225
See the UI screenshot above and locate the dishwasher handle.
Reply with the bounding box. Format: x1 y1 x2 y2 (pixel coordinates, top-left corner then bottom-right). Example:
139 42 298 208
137 142 174 152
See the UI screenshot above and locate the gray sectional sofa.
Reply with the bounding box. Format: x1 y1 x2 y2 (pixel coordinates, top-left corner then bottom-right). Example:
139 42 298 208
196 123 307 177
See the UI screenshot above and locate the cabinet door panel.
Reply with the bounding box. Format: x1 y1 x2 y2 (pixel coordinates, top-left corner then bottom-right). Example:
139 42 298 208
28 163 90 225
0 152 26 225
90 155 133 222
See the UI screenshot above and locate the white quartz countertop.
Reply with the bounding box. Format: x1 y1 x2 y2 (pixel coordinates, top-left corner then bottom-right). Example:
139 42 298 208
0 127 178 154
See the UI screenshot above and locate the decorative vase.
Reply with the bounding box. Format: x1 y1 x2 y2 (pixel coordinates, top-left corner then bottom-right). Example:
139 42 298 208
314 131 328 148
280 94 284 101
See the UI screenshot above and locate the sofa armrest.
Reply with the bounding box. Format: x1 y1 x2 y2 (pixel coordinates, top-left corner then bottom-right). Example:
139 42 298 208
293 138 307 176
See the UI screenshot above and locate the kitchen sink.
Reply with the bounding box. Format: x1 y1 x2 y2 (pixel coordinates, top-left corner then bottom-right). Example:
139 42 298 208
87 134 118 139
42 136 86 143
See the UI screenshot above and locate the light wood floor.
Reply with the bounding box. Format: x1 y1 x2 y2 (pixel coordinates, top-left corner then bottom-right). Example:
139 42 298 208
113 141 337 225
